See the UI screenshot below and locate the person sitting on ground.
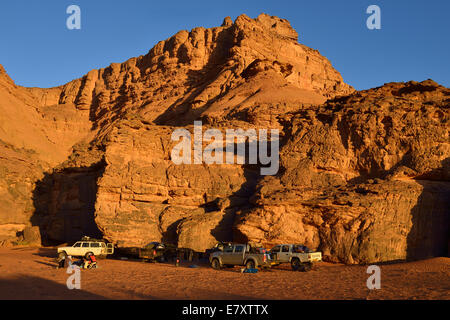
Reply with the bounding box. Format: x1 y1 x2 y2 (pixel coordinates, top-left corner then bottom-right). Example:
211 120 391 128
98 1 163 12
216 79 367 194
83 254 97 269
57 254 74 269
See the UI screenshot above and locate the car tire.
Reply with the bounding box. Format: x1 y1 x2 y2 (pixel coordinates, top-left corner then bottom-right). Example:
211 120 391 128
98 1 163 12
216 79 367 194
246 260 256 269
291 258 300 271
211 258 221 270
58 251 67 260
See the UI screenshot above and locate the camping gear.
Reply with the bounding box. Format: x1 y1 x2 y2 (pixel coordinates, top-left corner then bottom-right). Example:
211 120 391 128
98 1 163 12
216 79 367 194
243 268 258 273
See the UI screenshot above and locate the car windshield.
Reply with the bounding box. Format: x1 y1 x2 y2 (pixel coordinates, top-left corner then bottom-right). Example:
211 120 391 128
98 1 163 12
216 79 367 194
73 242 81 247
145 242 161 248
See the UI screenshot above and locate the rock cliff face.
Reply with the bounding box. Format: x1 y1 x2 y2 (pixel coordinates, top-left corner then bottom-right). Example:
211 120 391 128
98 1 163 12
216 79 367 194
234 80 450 263
0 14 448 263
0 64 92 245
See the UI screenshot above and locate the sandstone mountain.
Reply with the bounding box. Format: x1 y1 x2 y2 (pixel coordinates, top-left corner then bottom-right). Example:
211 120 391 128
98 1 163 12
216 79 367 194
0 14 448 263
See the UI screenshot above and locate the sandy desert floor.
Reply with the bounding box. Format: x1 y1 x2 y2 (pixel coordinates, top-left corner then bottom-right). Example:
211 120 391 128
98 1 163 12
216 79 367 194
0 247 448 300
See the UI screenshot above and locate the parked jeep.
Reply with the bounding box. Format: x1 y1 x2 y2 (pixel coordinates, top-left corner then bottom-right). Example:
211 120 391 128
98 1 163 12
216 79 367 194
57 237 114 259
270 244 322 271
138 242 177 262
209 243 271 270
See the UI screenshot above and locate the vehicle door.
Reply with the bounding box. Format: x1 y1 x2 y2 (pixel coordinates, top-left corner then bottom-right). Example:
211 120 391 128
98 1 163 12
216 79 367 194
100 242 106 254
106 243 114 254
278 245 291 263
90 242 101 255
270 245 281 261
81 242 90 255
71 242 82 255
231 245 246 265
221 245 234 264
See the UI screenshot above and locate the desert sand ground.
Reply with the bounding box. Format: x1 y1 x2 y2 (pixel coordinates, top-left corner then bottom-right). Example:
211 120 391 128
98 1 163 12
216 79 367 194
0 247 448 300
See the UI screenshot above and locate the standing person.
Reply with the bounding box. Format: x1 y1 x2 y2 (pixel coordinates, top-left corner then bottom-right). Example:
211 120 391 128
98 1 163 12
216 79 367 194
66 255 73 268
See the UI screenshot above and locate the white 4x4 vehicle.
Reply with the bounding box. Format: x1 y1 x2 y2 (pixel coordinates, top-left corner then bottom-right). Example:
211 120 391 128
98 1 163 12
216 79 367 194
270 244 322 271
57 239 114 259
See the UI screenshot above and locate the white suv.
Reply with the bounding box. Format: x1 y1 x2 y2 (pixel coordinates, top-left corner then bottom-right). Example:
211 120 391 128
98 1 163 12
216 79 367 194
57 239 114 259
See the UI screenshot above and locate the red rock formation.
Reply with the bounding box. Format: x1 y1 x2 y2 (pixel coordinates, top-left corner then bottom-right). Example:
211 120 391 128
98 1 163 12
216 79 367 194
0 15 447 263
234 80 450 263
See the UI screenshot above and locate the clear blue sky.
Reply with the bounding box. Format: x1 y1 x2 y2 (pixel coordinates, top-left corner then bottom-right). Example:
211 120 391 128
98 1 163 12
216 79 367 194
0 0 448 90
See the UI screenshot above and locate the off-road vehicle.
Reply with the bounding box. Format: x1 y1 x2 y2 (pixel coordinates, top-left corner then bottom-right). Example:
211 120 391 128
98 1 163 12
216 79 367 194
57 236 114 259
138 242 177 262
209 243 272 270
270 244 322 271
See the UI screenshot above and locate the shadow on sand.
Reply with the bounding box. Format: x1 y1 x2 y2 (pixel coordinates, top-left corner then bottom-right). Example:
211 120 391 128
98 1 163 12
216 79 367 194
0 275 107 300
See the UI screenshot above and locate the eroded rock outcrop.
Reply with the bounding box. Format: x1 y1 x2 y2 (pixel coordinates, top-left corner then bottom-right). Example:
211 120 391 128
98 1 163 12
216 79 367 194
234 80 450 263
94 122 254 248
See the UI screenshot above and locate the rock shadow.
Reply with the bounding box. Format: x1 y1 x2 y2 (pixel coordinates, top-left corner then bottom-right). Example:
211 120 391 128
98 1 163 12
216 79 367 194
210 166 260 244
406 158 450 260
30 161 106 246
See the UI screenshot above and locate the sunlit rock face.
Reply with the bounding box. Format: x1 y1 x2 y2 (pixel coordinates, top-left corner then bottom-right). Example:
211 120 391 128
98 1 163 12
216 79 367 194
0 15 448 264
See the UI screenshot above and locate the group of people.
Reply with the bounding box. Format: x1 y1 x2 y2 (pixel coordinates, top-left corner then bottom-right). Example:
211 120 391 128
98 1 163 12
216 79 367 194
57 254 97 269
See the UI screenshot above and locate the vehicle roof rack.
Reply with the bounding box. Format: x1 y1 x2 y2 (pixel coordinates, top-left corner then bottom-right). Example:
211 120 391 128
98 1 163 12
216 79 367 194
81 236 104 242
